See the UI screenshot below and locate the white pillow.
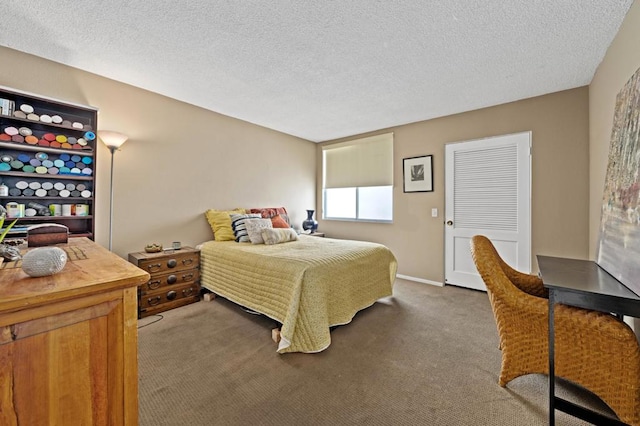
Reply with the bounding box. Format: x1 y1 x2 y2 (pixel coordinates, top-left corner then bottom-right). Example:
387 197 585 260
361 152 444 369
262 228 298 245
245 218 273 244
230 213 261 242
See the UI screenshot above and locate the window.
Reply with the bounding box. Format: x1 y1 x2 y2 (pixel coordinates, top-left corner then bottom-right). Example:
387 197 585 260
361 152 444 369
322 133 393 222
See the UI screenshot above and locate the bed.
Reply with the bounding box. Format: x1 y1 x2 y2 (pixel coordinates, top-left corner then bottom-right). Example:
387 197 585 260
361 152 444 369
199 235 397 354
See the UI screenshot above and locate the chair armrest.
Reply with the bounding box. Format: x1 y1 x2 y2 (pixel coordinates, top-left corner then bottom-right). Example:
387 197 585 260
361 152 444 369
556 304 639 344
499 257 549 298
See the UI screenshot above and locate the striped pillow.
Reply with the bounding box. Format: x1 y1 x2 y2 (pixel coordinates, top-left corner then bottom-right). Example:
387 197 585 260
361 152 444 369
262 228 299 245
230 213 261 242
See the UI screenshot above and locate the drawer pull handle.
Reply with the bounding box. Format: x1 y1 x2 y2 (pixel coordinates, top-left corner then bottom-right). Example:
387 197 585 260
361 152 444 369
166 290 177 301
183 287 194 297
182 258 194 266
147 263 162 272
148 280 161 290
167 274 177 284
167 259 177 268
182 273 194 281
147 296 162 306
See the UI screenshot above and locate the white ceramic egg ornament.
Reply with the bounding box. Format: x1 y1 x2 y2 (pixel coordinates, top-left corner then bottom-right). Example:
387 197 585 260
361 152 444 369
21 247 67 277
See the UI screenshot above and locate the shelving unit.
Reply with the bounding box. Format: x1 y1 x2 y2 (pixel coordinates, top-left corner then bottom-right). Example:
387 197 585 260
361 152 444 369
0 85 98 240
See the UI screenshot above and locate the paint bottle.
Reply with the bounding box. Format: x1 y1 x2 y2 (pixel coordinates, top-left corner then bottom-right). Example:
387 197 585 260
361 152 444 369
6 202 21 218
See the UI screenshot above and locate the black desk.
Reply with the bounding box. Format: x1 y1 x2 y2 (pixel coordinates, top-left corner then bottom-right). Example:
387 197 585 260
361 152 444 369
538 255 640 426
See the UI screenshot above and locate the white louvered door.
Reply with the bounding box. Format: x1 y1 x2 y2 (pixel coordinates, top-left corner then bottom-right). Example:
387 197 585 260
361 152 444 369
444 132 531 290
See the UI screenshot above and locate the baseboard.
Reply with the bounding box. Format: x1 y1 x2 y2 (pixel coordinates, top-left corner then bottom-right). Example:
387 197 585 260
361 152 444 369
396 274 444 287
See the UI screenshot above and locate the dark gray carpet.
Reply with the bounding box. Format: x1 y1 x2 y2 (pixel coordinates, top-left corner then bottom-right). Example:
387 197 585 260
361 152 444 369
138 279 614 425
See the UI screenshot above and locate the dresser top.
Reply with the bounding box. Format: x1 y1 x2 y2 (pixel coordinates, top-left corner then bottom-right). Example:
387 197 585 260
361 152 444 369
128 246 198 262
0 238 150 312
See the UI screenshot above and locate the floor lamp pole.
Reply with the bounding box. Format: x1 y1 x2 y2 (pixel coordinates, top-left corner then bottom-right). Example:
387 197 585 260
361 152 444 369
108 146 116 251
98 130 128 252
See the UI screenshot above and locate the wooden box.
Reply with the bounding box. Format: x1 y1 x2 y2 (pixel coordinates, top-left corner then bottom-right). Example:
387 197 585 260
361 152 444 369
27 223 69 247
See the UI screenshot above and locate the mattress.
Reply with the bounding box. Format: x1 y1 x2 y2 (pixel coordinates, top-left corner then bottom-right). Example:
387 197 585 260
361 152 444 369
199 235 397 353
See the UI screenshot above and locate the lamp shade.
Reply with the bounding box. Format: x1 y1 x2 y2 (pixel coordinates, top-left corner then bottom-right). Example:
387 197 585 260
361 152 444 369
98 131 128 150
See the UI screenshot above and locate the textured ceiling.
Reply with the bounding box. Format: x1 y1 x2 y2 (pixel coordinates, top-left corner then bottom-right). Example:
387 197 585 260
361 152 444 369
0 1 633 142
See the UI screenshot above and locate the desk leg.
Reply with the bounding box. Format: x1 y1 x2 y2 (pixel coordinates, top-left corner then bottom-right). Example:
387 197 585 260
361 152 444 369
548 290 556 426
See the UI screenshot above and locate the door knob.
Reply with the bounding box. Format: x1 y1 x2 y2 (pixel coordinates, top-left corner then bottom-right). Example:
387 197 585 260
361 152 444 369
446 220 453 226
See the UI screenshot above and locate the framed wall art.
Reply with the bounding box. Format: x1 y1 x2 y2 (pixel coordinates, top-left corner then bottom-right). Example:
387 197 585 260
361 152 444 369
403 155 433 193
596 66 640 296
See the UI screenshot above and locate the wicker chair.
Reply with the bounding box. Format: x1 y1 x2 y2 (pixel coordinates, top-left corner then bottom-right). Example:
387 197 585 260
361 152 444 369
470 235 640 425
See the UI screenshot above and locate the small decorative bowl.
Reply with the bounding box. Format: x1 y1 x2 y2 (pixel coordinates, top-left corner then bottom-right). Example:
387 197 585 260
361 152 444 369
144 243 163 253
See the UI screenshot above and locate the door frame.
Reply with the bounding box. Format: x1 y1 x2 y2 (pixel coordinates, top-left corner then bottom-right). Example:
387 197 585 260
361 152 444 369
444 131 532 290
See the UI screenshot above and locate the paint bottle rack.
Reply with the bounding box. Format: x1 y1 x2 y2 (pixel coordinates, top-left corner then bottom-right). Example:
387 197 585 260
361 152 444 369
0 85 98 240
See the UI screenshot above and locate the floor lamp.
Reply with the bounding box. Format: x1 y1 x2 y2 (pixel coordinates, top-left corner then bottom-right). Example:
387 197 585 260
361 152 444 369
98 131 128 251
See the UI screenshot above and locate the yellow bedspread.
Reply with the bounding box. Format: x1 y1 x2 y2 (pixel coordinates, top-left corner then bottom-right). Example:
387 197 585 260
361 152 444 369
199 235 397 353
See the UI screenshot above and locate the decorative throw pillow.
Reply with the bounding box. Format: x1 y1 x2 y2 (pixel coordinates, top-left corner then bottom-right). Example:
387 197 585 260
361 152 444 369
262 228 299 245
249 207 291 227
204 208 246 241
245 218 273 244
230 213 261 242
270 214 290 228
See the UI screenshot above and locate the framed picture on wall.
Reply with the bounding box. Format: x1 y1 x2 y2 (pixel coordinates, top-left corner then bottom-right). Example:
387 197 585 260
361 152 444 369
596 66 640 296
403 155 433 193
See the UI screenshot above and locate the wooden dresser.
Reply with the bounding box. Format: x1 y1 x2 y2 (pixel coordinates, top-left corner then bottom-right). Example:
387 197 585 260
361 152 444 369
128 247 200 318
0 238 149 425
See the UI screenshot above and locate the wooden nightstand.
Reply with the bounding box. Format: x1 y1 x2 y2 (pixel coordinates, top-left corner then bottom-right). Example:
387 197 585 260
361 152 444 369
128 247 201 318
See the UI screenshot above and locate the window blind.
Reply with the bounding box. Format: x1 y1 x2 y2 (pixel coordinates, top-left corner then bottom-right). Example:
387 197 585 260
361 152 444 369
323 133 393 189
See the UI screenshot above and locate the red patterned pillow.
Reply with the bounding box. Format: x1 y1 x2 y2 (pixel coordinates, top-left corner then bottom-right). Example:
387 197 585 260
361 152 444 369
249 207 290 227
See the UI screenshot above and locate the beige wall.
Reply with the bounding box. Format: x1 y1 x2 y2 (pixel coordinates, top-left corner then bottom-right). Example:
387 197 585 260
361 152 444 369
318 87 590 283
0 47 316 258
1 34 602 283
589 0 640 258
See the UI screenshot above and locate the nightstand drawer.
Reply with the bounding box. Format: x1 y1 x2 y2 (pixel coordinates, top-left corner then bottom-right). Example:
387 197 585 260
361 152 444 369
135 252 198 274
139 297 200 318
139 282 201 311
139 269 200 293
